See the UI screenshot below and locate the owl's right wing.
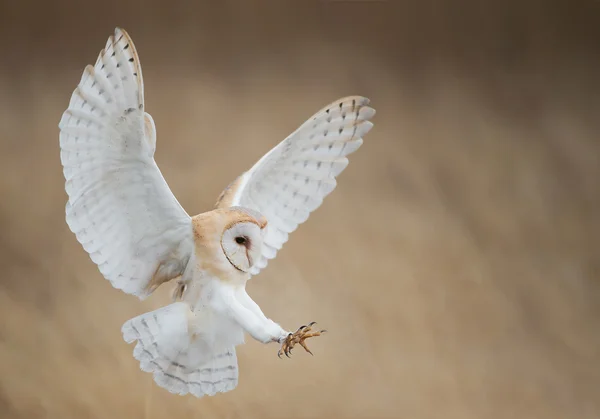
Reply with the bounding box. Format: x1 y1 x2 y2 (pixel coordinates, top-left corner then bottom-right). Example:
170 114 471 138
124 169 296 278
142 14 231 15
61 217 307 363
215 96 375 276
59 28 193 299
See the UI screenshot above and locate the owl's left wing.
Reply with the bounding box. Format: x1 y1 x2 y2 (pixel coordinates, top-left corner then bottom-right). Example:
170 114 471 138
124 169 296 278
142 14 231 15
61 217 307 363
215 96 375 276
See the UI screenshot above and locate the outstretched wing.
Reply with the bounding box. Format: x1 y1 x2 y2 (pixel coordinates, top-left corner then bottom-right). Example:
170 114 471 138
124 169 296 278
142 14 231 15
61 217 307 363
215 96 375 276
59 28 193 299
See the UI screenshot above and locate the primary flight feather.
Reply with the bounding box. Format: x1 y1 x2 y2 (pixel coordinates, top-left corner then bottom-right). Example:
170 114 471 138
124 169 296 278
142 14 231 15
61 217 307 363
59 27 375 398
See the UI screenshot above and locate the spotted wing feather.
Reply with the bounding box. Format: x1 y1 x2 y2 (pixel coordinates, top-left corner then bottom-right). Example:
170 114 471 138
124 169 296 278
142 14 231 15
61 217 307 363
216 96 375 275
59 28 193 298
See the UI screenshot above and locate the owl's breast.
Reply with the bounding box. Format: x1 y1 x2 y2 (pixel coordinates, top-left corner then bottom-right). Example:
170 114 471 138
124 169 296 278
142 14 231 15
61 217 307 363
186 278 246 350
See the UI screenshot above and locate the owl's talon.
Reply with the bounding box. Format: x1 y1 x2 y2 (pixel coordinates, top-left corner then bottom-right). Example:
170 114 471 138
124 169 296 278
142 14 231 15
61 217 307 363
276 321 326 359
299 339 313 355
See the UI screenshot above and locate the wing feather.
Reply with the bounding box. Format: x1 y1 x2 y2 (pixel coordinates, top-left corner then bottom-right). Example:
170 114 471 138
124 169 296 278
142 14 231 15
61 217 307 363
216 96 375 276
59 28 193 299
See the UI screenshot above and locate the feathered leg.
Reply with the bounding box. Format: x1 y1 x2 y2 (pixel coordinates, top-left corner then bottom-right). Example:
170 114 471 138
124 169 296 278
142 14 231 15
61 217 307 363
235 286 326 358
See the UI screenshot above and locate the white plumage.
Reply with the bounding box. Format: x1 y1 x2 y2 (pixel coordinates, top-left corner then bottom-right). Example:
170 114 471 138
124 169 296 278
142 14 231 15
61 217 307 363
225 96 375 275
59 28 375 397
59 29 193 299
121 302 239 397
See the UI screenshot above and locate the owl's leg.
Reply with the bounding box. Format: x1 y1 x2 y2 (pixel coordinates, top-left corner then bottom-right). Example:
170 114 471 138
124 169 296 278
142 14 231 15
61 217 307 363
235 287 271 322
218 285 288 344
278 322 327 358
234 287 326 358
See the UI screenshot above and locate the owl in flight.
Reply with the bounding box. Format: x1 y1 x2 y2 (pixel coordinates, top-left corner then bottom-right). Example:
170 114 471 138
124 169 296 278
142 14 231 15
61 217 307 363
58 28 375 397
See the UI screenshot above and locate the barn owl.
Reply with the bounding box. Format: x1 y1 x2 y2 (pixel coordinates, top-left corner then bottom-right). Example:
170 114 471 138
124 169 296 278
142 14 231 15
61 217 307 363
58 27 375 398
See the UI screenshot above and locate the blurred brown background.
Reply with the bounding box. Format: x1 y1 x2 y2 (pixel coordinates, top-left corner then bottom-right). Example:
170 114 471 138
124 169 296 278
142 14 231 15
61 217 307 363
0 1 599 418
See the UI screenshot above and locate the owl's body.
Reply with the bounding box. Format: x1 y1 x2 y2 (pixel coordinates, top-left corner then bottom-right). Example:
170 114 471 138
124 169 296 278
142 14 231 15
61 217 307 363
59 28 375 397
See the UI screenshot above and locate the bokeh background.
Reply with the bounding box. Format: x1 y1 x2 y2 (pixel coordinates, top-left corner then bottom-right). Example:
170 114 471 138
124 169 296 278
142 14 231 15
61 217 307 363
0 1 599 418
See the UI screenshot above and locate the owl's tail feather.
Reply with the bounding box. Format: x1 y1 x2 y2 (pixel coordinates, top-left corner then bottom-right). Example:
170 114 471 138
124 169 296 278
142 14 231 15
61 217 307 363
122 302 239 397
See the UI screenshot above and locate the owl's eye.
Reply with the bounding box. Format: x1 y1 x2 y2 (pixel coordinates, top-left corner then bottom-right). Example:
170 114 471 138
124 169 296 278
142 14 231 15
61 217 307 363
235 236 246 245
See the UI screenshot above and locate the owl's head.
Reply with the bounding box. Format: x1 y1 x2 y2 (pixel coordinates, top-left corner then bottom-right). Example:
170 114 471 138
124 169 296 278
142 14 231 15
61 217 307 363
220 207 268 273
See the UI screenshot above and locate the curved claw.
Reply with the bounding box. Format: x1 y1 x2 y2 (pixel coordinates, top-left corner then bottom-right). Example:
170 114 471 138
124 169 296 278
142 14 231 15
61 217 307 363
277 322 326 359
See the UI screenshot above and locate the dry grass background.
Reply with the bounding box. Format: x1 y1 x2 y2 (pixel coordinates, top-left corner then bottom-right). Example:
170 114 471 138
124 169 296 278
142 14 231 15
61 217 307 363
0 1 599 418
